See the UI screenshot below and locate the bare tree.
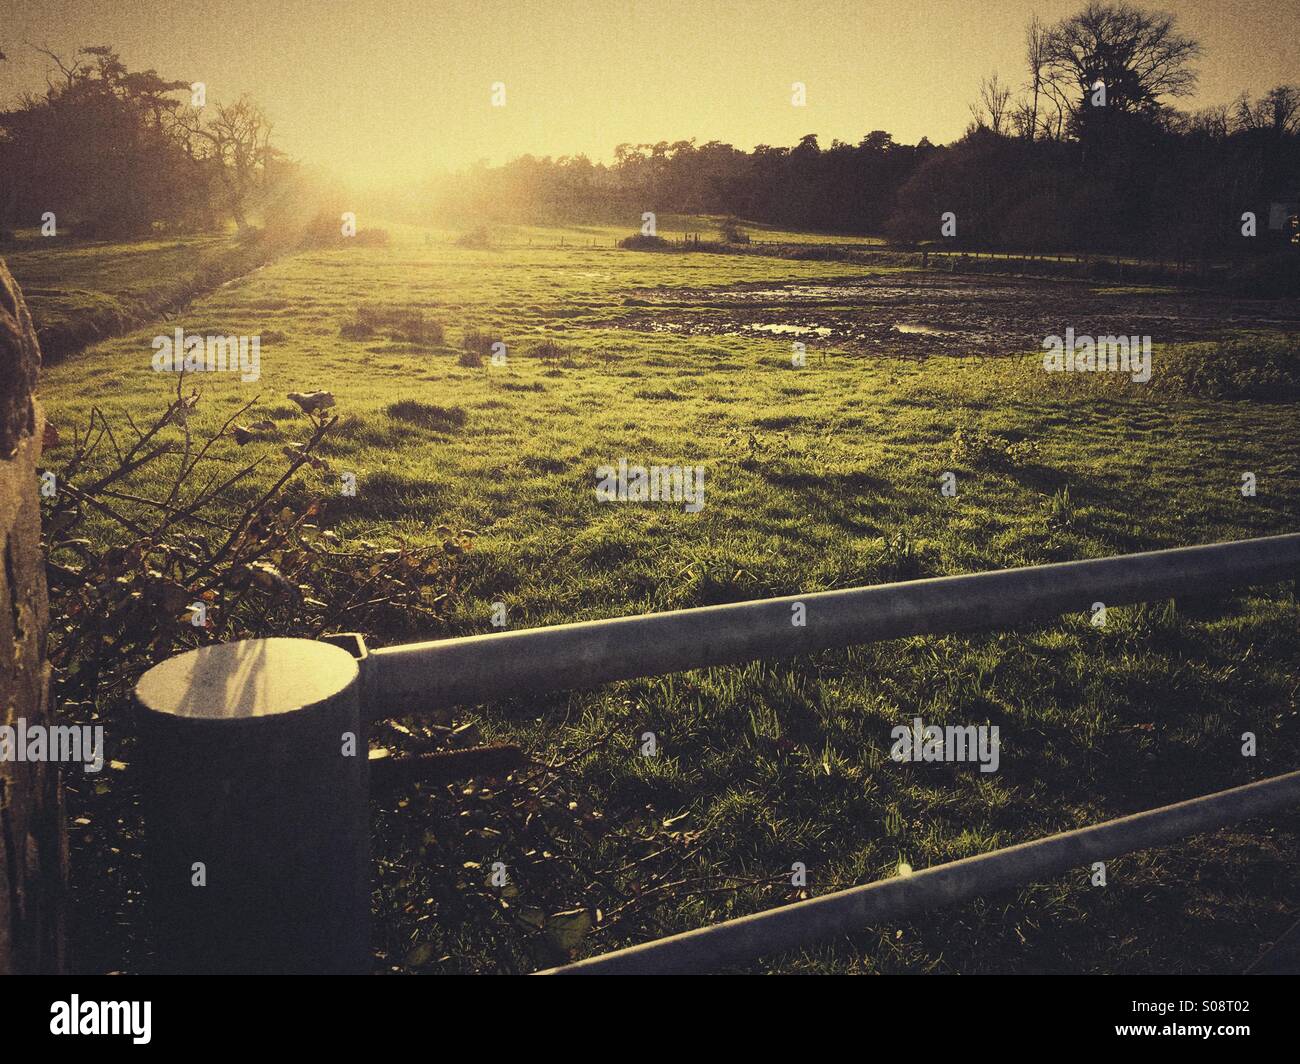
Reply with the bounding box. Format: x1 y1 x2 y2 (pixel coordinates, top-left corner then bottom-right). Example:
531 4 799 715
1024 14 1049 140
1188 104 1229 140
1033 61 1073 140
970 73 1013 135
25 42 89 93
1234 85 1300 136
1010 100 1037 139
176 95 273 230
1043 2 1200 118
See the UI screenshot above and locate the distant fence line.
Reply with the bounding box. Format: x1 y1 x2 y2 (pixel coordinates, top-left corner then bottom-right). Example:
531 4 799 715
544 234 1231 284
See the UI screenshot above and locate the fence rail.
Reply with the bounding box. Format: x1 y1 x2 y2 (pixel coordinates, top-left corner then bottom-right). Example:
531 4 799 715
132 532 1300 973
538 769 1300 974
368 533 1300 714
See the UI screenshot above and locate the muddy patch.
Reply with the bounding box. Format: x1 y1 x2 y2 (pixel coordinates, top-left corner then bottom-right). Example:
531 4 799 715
600 273 1300 357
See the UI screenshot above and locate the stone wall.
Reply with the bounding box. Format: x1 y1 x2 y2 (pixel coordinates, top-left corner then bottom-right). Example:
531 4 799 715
0 258 65 973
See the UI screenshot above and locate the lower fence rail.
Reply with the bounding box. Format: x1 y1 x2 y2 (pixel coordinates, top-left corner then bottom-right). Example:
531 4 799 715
538 769 1300 974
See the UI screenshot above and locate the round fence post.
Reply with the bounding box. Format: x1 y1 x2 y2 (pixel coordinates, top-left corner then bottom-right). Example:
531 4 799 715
134 637 370 974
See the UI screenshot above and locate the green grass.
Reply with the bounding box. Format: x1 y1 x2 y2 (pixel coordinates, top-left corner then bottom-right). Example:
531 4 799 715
35 223 1300 974
4 226 277 361
4 230 231 293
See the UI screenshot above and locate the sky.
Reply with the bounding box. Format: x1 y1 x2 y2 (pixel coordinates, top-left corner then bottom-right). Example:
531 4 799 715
0 0 1296 188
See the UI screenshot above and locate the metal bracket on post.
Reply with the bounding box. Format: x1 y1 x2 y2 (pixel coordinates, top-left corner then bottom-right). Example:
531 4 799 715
134 636 371 974
320 632 373 716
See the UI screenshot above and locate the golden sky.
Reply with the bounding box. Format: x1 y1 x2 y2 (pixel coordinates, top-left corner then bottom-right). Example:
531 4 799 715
1 0 1296 188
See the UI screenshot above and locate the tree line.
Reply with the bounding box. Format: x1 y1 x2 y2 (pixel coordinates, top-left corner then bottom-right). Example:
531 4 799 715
3 4 1297 260
412 2 1298 259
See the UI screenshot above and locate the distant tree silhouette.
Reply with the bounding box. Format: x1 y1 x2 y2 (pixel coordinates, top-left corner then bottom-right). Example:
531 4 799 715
970 73 1013 136
0 45 211 235
176 96 276 231
1043 2 1200 122
0 44 282 236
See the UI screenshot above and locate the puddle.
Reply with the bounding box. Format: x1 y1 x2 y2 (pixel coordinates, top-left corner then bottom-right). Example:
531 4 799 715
732 285 874 301
606 274 1300 356
746 323 833 337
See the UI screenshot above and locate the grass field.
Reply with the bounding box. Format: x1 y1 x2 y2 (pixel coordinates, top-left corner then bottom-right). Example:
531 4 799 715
378 212 891 248
25 220 1300 974
4 226 278 363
